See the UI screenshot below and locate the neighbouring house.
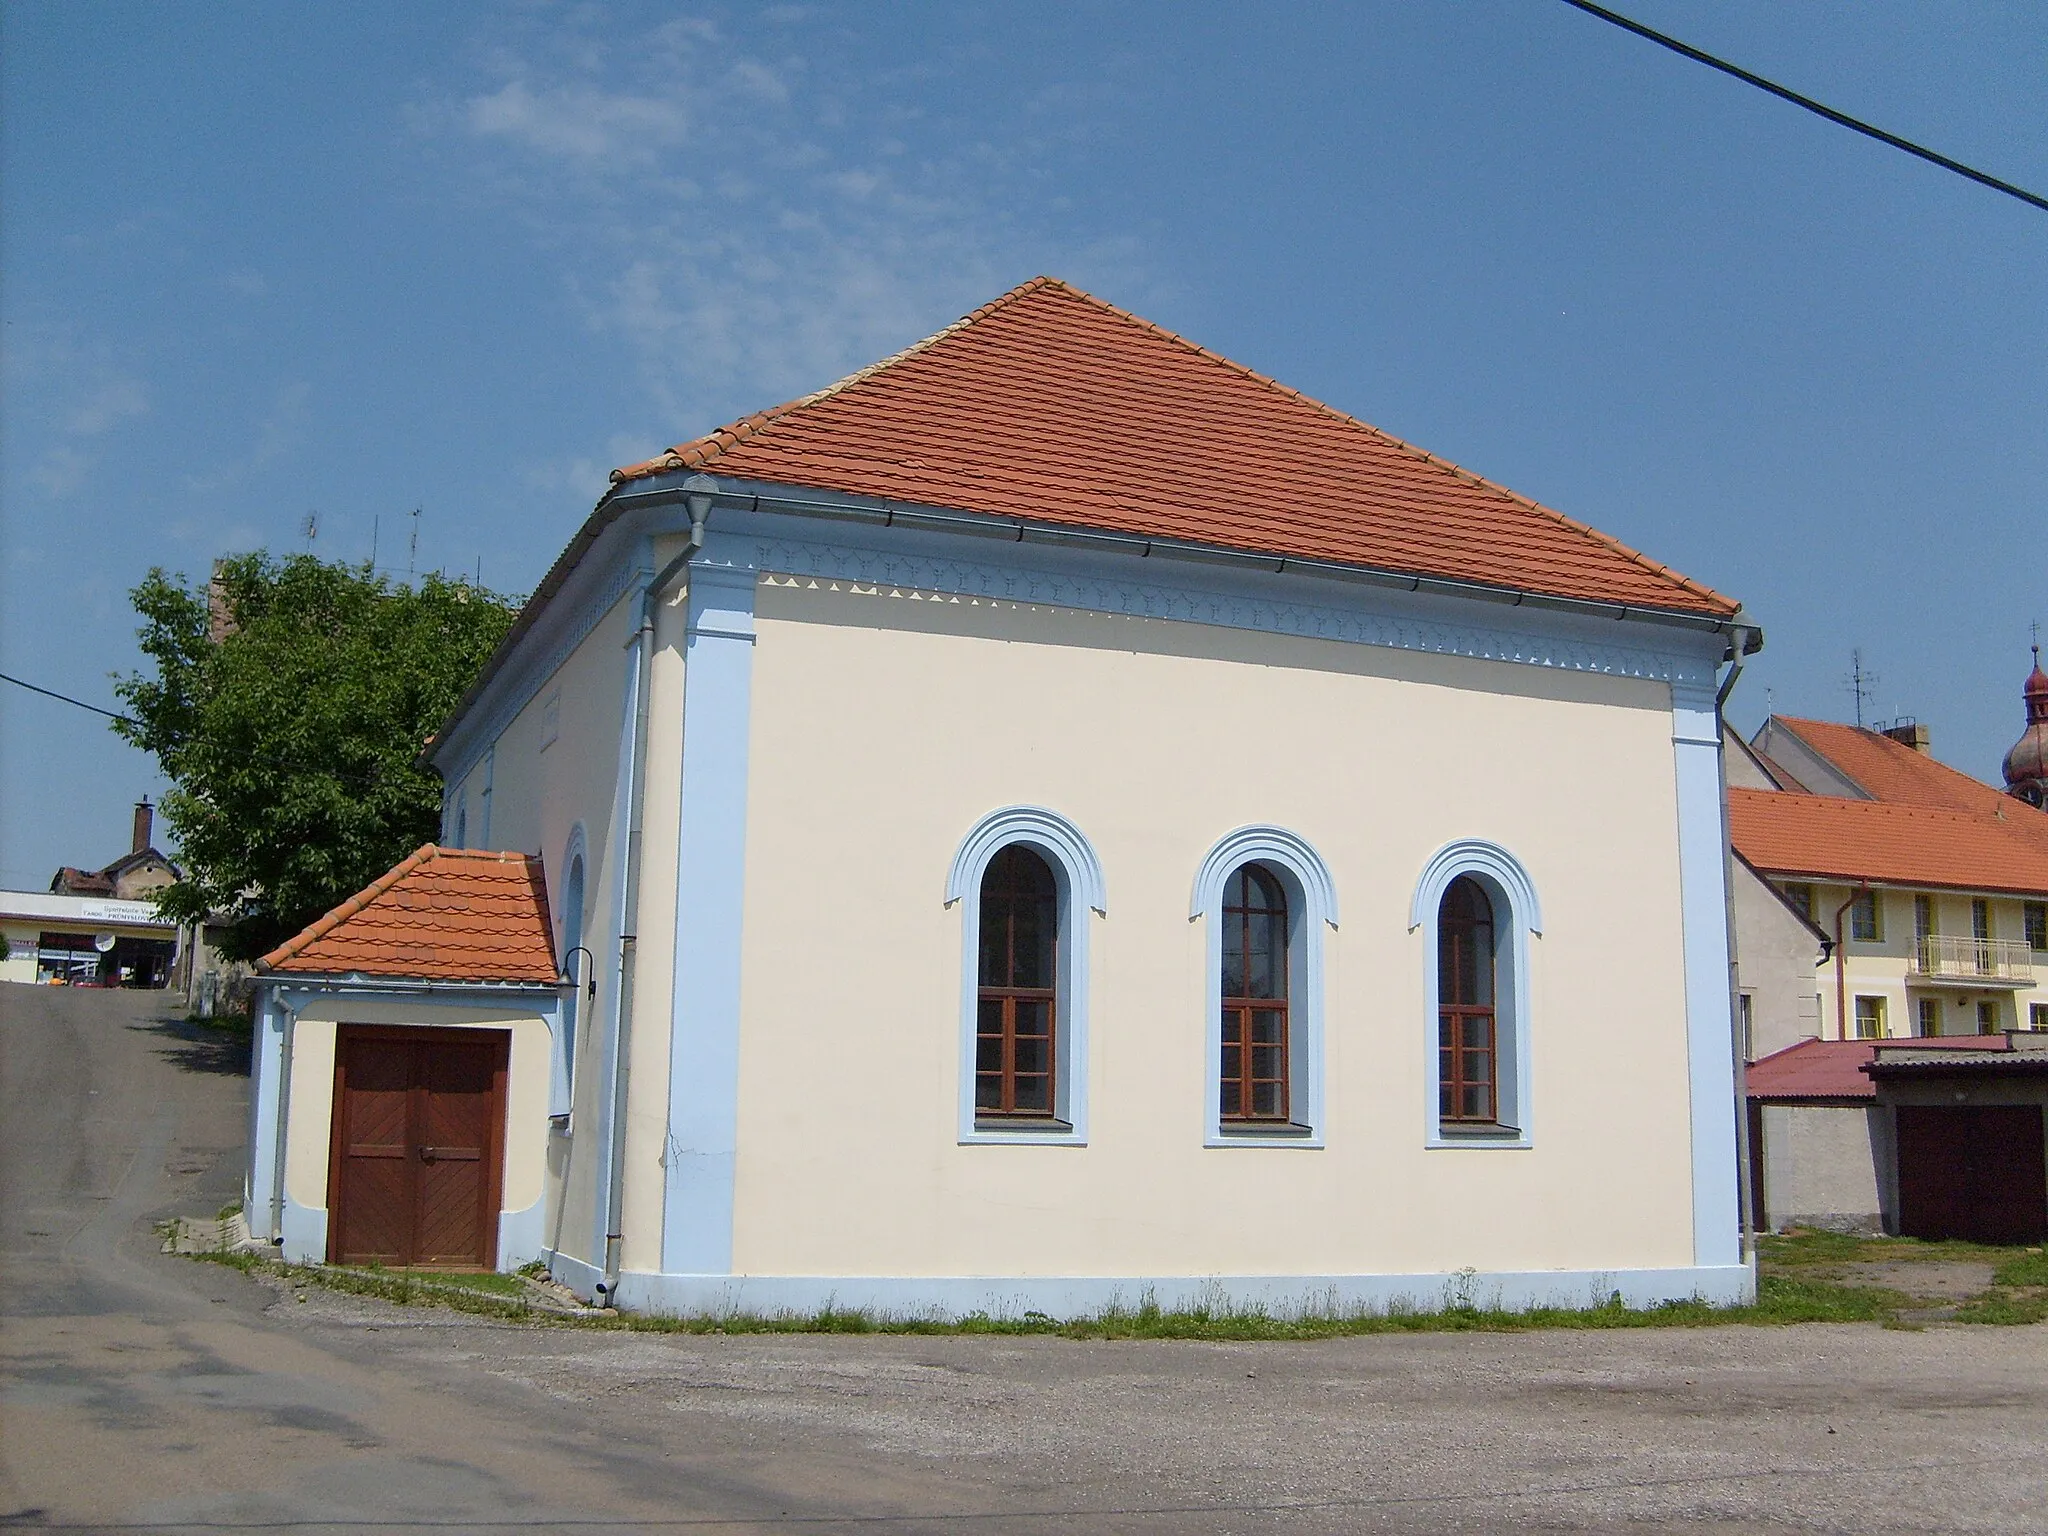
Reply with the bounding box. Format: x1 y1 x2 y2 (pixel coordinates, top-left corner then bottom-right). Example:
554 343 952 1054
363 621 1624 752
1747 1034 2048 1242
0 887 182 987
50 799 181 904
1732 660 2048 1238
1728 693 2048 1051
246 277 1761 1311
3 801 184 987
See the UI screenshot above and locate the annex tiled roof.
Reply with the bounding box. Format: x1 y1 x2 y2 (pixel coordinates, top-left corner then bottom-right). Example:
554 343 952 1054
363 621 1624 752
1727 788 2048 897
1746 1036 2011 1101
259 845 559 985
614 278 1737 619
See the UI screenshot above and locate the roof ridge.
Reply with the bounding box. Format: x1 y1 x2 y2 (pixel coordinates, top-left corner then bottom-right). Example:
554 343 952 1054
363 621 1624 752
260 842 438 971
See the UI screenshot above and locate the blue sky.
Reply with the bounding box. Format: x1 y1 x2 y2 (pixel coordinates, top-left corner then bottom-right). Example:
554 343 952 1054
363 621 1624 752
3 1 2043 888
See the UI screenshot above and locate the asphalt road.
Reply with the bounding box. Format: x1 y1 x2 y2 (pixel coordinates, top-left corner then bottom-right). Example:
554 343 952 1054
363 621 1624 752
3 985 2047 1534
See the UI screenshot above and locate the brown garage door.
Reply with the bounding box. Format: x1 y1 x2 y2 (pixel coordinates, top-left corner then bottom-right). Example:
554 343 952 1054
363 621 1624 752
328 1026 509 1268
1895 1105 2048 1244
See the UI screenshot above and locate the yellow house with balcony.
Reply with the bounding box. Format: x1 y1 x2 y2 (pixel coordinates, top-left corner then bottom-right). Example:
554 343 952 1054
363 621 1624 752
1730 710 2048 1047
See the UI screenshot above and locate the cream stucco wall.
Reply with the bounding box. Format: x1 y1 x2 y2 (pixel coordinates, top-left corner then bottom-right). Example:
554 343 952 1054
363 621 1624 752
723 576 1699 1280
281 1001 552 1246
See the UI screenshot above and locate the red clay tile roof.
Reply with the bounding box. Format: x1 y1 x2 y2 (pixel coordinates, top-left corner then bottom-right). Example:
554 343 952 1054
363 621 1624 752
1727 788 2048 897
259 845 559 985
613 278 1737 619
1770 718 2012 816
1746 1036 2010 1101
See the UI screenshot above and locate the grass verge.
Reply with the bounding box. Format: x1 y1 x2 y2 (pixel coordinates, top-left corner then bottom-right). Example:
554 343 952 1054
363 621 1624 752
189 1249 1954 1337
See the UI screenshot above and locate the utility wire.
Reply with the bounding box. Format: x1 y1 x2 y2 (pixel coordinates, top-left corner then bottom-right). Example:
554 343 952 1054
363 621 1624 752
0 670 137 726
1559 0 2048 215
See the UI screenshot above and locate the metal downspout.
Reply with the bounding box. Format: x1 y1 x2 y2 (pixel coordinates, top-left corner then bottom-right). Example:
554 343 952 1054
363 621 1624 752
1714 627 1756 1263
270 993 298 1246
597 478 714 1306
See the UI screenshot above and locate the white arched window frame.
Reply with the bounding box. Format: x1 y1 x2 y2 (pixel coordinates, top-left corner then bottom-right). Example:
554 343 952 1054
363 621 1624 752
946 806 1106 1146
1191 826 1338 1148
550 824 588 1120
1410 839 1542 1148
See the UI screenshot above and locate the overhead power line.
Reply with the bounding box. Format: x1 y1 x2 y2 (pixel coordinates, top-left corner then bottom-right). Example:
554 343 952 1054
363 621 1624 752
1559 0 2048 215
0 670 137 726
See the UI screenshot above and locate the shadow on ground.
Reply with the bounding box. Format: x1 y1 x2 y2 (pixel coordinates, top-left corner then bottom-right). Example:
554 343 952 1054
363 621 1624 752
134 1012 252 1077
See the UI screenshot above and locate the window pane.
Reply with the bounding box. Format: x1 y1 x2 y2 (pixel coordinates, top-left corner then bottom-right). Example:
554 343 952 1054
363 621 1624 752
1221 905 1246 997
1012 1074 1050 1113
1252 1079 1283 1118
975 1074 1001 1110
1438 877 1495 1007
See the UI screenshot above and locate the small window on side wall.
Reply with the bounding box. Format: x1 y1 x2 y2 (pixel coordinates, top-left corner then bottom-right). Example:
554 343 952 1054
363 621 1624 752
1414 841 1538 1146
976 846 1058 1121
947 805 1105 1146
1852 995 1886 1039
1438 877 1499 1125
1219 864 1290 1124
1849 891 1882 943
1193 827 1336 1145
2027 902 2048 952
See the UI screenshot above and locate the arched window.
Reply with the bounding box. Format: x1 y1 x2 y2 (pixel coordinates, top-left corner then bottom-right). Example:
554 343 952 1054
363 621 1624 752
1437 876 1496 1124
1192 826 1335 1145
1220 864 1290 1122
550 838 587 1120
1411 839 1539 1146
947 805 1104 1145
976 846 1058 1117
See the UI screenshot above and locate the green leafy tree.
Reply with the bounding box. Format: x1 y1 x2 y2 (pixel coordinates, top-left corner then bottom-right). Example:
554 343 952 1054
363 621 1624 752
115 552 518 960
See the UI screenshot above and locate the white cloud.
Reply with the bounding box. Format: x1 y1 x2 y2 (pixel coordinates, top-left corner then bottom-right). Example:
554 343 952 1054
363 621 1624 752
1 327 154 495
465 77 691 165
181 381 311 495
418 6 1161 470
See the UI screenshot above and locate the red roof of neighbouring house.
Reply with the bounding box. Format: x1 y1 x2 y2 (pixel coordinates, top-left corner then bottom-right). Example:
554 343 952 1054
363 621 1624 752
612 277 1737 619
259 845 559 985
1746 1036 2012 1101
1770 717 2036 820
1727 788 2048 897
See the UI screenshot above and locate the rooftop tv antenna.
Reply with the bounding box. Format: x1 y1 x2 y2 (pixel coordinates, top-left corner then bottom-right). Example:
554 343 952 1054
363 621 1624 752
1844 648 1879 728
408 508 421 577
300 511 319 550
370 513 380 569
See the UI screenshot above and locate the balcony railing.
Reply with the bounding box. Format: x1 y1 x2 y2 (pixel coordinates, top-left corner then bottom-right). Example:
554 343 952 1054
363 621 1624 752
1911 935 2036 985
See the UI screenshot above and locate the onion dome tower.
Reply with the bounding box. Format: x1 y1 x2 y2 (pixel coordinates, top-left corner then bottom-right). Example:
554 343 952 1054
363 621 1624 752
2004 644 2048 809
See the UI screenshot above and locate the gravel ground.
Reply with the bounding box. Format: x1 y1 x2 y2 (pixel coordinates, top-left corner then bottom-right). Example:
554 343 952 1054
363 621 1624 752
6 987 2047 1534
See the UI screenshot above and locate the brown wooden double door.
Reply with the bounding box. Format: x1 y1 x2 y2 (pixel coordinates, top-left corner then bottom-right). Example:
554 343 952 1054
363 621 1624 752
328 1026 509 1269
1895 1105 2048 1244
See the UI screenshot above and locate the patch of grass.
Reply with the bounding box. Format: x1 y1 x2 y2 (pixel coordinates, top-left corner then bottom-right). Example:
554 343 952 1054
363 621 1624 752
340 1266 535 1299
1758 1231 2016 1268
1990 1248 2048 1288
1952 1289 2048 1325
186 1249 1942 1337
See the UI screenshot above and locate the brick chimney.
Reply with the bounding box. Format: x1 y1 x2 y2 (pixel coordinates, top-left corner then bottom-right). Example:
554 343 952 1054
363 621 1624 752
132 798 154 854
1882 721 1930 753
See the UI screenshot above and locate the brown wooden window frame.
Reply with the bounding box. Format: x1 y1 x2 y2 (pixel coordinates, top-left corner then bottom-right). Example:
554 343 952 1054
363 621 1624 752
974 844 1062 1124
1219 863 1291 1124
1437 875 1500 1127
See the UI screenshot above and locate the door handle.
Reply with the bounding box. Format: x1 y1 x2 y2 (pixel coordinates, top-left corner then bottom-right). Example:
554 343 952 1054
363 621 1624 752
419 1146 437 1163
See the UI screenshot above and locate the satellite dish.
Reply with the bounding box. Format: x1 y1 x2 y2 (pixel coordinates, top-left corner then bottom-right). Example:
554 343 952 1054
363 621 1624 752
94 932 117 953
